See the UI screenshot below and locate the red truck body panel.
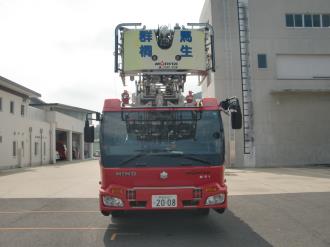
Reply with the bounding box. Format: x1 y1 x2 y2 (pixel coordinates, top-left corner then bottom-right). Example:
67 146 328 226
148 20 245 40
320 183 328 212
99 98 227 213
99 165 227 212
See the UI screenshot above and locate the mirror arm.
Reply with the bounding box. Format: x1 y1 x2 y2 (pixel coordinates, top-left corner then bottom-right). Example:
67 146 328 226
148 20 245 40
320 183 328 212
219 97 240 113
220 109 230 116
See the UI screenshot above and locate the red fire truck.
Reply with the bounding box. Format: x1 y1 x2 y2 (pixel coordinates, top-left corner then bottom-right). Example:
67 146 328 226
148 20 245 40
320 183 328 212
84 23 242 217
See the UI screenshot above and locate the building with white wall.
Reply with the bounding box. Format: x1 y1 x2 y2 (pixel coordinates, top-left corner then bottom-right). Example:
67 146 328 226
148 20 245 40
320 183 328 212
200 0 330 167
0 76 94 170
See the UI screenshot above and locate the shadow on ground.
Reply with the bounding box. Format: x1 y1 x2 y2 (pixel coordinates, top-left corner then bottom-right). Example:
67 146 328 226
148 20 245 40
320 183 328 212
103 210 272 246
0 192 329 247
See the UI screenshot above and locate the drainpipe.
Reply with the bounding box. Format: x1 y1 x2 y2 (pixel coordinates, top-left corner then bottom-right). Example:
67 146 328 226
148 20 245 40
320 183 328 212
29 127 32 166
50 123 56 164
40 128 43 165
49 128 52 164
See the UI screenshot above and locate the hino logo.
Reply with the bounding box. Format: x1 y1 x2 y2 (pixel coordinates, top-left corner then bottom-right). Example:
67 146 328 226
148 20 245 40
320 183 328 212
115 171 136 177
160 171 168 179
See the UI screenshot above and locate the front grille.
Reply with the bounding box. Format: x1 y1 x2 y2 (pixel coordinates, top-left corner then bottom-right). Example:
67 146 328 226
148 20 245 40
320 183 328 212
129 201 147 208
126 190 136 201
193 188 202 199
182 200 199 207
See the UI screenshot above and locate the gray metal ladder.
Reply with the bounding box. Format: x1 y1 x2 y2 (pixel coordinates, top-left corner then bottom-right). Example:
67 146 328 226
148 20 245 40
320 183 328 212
237 1 253 155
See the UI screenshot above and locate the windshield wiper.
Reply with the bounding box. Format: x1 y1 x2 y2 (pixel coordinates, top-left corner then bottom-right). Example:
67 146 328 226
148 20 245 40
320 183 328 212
135 163 147 167
177 155 211 165
179 163 193 166
117 153 149 166
117 150 177 166
134 149 183 155
146 152 211 165
156 153 211 165
117 152 211 167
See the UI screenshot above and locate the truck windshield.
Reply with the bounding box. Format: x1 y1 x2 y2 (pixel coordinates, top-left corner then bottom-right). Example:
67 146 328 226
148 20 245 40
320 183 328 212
100 110 224 167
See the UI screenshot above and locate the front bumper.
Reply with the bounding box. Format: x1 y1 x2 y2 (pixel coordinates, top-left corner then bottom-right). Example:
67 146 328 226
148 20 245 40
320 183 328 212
99 184 227 213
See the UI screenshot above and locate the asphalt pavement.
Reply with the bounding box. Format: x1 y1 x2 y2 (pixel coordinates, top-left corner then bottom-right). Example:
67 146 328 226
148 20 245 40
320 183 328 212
0 160 329 247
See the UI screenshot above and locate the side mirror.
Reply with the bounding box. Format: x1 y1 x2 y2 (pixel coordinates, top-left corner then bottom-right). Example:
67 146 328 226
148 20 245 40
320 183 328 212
96 112 101 121
231 110 242 129
220 97 242 130
84 120 95 143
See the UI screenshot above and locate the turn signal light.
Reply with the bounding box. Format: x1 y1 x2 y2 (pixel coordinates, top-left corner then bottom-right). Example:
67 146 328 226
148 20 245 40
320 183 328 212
111 188 123 195
205 186 219 193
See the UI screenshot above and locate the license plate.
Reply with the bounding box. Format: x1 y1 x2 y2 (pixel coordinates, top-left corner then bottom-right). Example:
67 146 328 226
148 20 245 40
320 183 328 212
152 195 177 208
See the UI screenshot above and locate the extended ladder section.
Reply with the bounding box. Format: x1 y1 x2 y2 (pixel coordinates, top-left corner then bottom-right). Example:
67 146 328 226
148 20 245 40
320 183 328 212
237 2 254 155
114 23 215 106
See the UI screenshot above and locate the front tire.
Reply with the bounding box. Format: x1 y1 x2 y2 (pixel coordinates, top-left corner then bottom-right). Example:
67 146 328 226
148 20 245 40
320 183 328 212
101 211 110 216
214 208 226 214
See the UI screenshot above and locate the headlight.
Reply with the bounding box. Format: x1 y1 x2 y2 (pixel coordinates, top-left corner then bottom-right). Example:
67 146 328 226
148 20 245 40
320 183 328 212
102 196 124 207
205 193 225 205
